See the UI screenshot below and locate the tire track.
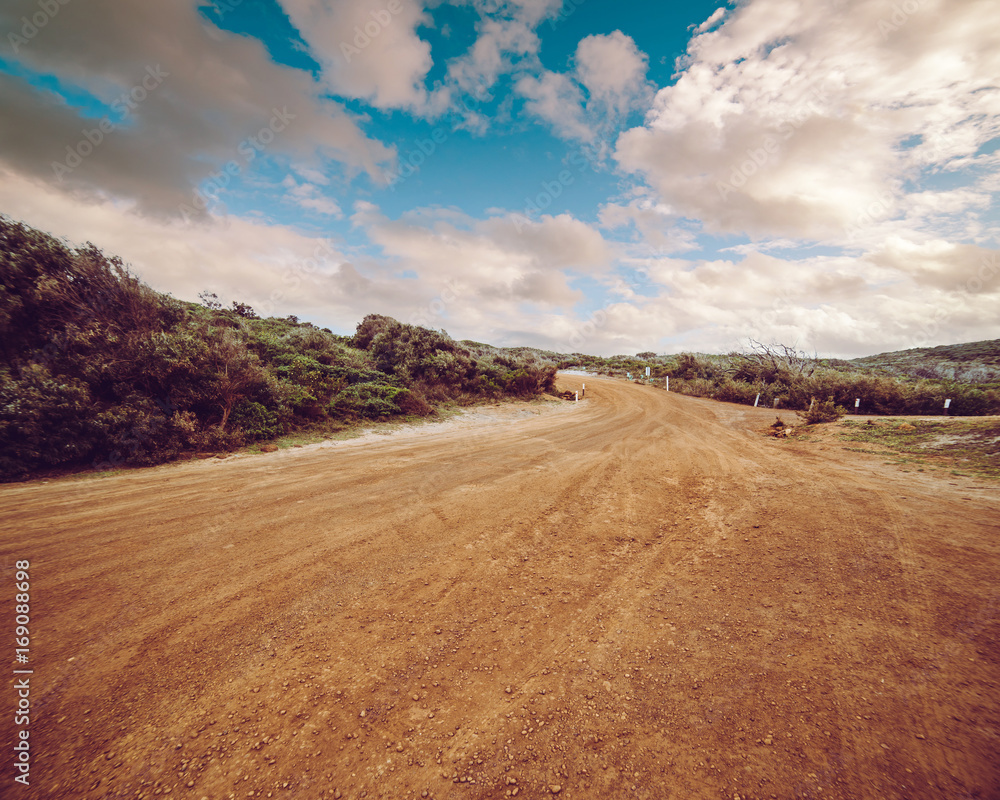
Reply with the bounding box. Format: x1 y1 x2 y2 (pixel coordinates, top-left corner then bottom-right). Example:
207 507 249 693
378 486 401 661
810 470 957 798
2 376 998 800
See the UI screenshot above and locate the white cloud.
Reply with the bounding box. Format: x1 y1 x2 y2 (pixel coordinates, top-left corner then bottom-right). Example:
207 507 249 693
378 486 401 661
278 0 445 114
516 31 652 146
352 202 613 295
341 201 624 342
866 236 1000 292
445 0 561 95
515 72 592 141
692 7 727 35
616 0 1000 243
574 31 652 119
292 164 331 185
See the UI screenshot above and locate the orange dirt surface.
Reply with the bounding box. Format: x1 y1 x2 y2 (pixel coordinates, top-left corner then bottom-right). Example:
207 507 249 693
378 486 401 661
2 374 999 800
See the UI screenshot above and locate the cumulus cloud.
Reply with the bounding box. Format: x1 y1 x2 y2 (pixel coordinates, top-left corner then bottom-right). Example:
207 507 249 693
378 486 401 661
278 0 445 114
692 7 727 35
341 199 990 357
574 31 652 119
516 31 652 146
445 0 561 95
616 0 1000 242
514 71 592 141
0 164 620 348
0 0 395 217
352 202 613 304
278 0 566 125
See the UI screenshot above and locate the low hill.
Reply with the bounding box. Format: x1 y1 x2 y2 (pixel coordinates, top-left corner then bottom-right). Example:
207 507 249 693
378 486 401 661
852 339 1000 382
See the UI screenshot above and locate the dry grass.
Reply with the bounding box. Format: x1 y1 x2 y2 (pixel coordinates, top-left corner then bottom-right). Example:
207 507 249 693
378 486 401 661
837 418 1000 478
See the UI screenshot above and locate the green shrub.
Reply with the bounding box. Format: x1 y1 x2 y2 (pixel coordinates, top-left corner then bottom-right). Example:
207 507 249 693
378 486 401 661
91 397 180 467
797 397 847 424
0 363 97 475
229 400 279 440
330 382 411 419
713 379 760 405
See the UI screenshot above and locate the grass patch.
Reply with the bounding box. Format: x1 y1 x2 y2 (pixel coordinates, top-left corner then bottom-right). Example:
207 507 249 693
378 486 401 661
838 418 1000 478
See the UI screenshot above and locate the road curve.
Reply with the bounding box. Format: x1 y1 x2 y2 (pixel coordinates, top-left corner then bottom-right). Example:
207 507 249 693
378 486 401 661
1 374 998 799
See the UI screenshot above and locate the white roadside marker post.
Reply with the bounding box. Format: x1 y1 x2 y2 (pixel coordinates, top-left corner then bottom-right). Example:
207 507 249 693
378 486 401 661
754 393 760 407
855 398 860 410
665 376 669 392
944 398 951 415
645 366 650 378
575 391 579 402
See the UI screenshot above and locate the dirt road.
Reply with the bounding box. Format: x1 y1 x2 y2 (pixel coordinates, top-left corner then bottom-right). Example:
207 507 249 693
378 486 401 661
2 375 998 799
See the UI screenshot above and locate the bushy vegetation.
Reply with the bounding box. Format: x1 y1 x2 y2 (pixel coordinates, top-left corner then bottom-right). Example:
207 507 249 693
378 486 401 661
494 338 1000 419
797 398 848 425
666 342 1000 417
0 219 555 480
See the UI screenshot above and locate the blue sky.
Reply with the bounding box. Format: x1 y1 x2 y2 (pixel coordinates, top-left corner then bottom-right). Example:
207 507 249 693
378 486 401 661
1 0 998 356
